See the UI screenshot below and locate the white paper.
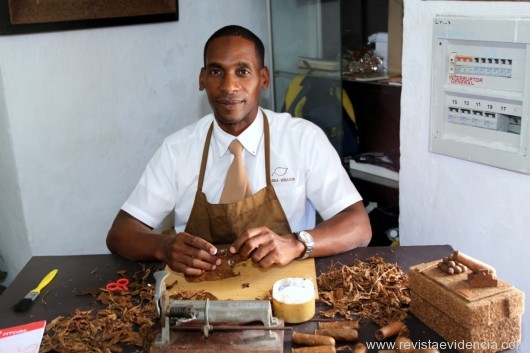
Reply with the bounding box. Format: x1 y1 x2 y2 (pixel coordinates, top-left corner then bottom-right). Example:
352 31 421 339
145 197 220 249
0 320 46 353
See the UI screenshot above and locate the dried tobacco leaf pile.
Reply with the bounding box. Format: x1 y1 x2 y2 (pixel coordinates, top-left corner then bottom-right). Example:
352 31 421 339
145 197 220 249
317 256 410 326
40 267 159 353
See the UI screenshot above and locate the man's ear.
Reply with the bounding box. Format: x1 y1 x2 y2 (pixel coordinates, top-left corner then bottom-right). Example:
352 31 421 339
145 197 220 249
260 66 270 90
199 68 205 91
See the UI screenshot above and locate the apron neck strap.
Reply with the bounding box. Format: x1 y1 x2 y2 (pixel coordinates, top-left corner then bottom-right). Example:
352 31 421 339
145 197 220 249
197 124 213 191
197 110 272 192
263 112 271 185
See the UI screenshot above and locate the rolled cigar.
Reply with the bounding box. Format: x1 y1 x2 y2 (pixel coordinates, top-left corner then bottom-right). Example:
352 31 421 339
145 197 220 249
292 332 335 346
375 321 406 341
398 325 410 338
438 262 454 274
396 335 414 353
453 251 495 274
292 346 336 353
318 321 360 330
315 328 358 342
352 342 368 353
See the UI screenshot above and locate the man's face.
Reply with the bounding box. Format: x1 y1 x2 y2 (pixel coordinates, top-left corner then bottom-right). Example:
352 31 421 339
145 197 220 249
199 36 269 136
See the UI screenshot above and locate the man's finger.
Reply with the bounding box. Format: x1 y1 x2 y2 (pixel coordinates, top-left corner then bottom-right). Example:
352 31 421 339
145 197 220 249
167 253 216 274
182 232 218 255
229 227 263 254
254 251 277 269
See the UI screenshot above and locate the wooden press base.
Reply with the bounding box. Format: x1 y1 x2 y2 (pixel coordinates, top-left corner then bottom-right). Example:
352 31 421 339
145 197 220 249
150 329 284 353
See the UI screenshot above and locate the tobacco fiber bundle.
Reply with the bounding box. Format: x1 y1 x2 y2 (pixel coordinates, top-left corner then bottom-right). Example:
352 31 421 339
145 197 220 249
317 256 411 326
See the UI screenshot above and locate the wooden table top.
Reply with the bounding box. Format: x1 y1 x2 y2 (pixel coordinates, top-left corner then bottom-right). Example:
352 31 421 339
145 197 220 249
1 244 497 353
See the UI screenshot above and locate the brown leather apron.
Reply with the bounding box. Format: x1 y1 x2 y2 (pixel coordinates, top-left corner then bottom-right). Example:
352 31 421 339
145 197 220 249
184 114 292 244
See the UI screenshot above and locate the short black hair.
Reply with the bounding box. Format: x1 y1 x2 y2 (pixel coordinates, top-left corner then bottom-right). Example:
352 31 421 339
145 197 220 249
203 25 265 67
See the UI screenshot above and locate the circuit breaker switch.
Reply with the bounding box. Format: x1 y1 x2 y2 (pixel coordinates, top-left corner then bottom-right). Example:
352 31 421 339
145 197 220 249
448 52 456 74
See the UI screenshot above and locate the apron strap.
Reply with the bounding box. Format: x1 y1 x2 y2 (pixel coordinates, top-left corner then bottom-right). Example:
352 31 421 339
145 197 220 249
197 123 214 192
263 111 272 186
196 111 272 191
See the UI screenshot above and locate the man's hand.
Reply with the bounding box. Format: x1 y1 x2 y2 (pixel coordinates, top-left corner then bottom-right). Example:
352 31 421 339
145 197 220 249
227 202 372 267
229 227 305 268
107 210 221 276
161 232 221 276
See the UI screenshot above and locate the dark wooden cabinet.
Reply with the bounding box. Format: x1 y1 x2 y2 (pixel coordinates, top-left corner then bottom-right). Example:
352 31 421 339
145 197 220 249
343 79 400 246
343 80 401 170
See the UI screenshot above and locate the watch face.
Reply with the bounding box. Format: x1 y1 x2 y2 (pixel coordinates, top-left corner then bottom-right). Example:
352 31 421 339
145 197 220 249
297 231 314 260
298 231 314 247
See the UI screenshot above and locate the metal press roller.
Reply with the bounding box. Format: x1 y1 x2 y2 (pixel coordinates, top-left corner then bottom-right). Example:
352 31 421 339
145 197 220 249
151 271 286 353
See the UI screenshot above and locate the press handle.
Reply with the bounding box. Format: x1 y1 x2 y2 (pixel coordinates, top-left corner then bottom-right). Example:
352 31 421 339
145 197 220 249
153 270 169 317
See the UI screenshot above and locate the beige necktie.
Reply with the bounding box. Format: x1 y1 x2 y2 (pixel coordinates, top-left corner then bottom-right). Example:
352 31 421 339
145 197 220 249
220 140 251 204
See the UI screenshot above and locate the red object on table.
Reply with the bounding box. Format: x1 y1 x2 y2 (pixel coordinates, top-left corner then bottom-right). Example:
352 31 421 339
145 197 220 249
106 278 129 291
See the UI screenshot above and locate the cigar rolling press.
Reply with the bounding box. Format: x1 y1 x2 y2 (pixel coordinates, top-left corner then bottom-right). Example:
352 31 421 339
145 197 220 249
150 271 286 353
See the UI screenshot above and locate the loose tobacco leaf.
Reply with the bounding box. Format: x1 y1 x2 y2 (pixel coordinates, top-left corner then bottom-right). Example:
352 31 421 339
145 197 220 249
256 290 272 301
317 256 410 326
170 290 217 300
184 249 245 283
40 265 159 353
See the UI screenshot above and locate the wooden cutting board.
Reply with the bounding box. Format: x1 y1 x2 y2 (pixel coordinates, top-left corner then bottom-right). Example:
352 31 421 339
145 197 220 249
165 258 318 300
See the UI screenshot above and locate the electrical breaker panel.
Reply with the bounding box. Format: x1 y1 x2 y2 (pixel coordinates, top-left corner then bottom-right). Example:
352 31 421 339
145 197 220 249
430 16 530 174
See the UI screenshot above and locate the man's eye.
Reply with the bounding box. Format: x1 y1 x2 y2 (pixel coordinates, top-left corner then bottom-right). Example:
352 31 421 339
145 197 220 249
209 69 221 76
238 69 250 75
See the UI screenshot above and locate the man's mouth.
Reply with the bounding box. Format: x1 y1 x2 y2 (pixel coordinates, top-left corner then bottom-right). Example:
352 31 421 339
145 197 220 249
218 98 244 111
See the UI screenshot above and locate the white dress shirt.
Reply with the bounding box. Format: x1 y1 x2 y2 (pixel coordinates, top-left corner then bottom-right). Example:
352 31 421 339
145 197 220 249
122 108 362 233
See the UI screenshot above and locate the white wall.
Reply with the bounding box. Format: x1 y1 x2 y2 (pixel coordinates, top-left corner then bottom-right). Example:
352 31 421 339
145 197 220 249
401 0 529 346
0 0 270 284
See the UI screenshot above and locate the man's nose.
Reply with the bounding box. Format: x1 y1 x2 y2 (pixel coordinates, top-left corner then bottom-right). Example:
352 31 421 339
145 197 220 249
220 73 240 93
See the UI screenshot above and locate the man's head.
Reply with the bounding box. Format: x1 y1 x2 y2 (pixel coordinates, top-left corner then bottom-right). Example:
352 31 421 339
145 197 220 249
203 25 265 68
200 25 270 136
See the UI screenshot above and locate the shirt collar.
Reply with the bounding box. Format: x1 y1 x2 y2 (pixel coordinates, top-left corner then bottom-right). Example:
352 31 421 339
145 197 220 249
213 109 263 157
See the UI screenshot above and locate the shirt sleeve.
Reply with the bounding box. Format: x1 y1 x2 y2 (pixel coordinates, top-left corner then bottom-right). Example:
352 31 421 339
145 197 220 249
121 140 177 228
304 125 362 220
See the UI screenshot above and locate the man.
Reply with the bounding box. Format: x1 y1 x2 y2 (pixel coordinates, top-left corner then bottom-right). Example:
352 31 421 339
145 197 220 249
107 25 371 277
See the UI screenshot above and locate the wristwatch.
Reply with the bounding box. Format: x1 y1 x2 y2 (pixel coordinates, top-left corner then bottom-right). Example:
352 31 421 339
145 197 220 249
295 231 314 260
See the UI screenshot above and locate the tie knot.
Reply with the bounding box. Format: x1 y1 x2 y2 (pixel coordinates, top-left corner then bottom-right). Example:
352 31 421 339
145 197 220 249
228 139 244 156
